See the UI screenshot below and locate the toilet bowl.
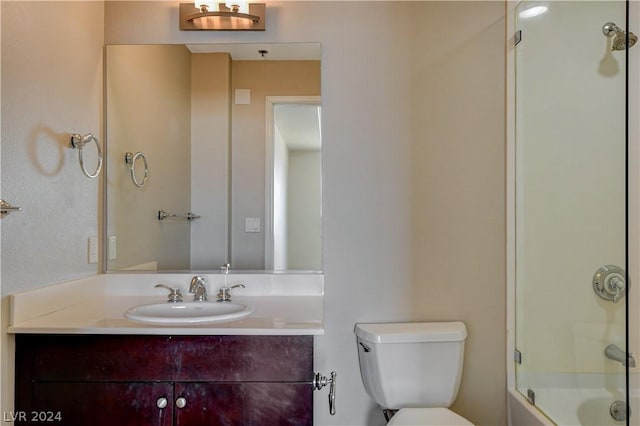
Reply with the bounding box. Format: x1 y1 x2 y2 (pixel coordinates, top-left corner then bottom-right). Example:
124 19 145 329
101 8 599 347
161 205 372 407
354 322 474 426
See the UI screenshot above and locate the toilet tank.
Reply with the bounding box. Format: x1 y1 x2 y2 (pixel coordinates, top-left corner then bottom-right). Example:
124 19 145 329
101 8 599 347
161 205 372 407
355 322 467 410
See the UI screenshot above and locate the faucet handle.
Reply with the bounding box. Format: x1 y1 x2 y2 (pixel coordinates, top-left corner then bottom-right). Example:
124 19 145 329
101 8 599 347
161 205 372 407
217 283 245 302
610 277 626 303
155 284 183 303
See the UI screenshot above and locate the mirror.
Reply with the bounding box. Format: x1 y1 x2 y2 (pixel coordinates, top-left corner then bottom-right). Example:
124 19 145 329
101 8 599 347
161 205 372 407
105 43 321 272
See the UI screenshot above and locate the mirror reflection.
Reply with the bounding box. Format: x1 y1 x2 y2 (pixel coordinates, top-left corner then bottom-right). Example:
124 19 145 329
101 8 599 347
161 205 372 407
105 43 321 272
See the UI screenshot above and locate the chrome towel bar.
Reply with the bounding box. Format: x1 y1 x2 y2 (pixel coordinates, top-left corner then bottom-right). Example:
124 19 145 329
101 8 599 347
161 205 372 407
0 199 21 219
157 210 201 221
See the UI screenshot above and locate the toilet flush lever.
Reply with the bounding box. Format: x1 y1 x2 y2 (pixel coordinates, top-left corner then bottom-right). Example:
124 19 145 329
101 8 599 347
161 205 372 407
313 371 337 415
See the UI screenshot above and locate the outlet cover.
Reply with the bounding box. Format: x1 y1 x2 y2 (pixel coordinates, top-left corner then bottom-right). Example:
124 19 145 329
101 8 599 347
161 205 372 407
88 236 98 264
108 235 117 260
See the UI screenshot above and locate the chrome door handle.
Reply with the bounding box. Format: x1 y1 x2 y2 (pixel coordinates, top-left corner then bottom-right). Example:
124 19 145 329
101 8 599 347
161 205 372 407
176 397 187 409
156 397 168 409
313 371 337 415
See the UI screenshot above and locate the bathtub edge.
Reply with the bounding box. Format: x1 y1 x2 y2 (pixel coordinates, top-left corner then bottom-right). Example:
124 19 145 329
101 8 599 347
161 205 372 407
507 388 554 426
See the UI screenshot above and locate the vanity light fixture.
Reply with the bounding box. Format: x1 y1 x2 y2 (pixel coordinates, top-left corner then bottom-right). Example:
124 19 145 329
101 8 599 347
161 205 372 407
180 2 265 31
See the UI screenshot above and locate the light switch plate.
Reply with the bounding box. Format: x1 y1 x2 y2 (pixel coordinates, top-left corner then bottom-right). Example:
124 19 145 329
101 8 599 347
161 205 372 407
245 217 260 233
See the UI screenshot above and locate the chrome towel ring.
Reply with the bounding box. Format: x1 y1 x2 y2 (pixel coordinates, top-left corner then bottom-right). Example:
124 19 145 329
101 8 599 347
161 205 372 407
70 133 103 179
124 151 149 187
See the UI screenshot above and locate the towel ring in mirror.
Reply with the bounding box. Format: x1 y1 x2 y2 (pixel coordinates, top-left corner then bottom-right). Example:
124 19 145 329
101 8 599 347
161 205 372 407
124 152 149 187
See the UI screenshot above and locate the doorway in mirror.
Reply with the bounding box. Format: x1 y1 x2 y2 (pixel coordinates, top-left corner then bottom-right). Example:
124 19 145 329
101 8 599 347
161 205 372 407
265 97 322 271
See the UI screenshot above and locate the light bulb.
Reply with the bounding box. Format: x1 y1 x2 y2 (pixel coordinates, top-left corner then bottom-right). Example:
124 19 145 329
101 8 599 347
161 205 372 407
225 1 248 14
195 1 217 12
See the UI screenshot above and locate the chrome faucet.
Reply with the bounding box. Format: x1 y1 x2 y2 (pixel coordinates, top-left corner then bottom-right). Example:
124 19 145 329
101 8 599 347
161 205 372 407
605 344 636 367
189 276 208 302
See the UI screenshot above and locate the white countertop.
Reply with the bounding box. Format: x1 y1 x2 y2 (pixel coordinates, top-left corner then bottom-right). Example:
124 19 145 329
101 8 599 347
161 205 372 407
8 273 324 335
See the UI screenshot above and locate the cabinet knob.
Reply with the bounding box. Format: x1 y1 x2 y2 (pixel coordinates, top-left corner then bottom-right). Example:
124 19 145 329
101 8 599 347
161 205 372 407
156 397 168 409
176 397 187 408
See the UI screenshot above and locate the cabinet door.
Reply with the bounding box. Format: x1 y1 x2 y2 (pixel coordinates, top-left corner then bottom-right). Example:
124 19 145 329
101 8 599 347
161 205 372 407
174 382 312 426
18 382 173 426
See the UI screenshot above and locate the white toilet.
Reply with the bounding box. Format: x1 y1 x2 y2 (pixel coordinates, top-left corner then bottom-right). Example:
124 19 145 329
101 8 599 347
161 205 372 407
354 321 474 426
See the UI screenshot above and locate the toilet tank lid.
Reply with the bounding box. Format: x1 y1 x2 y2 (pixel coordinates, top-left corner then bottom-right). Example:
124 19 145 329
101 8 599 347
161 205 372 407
355 322 467 344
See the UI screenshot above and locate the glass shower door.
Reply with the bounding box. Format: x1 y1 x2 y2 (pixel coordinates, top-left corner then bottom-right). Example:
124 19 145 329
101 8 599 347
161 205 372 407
514 1 630 424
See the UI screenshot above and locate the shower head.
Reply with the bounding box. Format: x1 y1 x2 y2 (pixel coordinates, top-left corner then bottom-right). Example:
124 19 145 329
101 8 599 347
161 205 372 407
612 31 638 51
603 21 638 51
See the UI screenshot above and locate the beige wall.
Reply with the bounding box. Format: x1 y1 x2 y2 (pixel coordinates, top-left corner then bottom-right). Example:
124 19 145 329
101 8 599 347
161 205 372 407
409 2 506 423
191 53 232 269
106 44 192 270
1 1 104 293
1 0 105 412
0 2 507 424
231 60 321 269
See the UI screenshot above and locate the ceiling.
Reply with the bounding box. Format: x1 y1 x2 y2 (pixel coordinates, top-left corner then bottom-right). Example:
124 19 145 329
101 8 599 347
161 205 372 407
186 42 321 60
275 104 321 151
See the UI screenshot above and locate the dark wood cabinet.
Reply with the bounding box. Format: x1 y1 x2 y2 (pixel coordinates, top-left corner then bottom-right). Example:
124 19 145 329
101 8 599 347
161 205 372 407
175 382 312 425
29 382 174 426
15 334 313 426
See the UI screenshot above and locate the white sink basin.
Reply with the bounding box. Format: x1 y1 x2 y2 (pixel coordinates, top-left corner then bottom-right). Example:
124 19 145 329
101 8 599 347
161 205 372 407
124 301 254 325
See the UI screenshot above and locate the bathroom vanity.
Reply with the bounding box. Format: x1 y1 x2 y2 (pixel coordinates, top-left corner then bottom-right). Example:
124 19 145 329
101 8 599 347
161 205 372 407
15 334 313 425
8 273 324 426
